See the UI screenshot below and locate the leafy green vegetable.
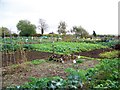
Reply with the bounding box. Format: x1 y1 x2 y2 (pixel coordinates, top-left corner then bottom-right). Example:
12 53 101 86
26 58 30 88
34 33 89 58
86 58 119 89
31 42 107 54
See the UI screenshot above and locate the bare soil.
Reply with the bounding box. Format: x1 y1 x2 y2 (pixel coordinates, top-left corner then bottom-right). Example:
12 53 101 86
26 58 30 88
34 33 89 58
74 48 114 58
2 59 99 88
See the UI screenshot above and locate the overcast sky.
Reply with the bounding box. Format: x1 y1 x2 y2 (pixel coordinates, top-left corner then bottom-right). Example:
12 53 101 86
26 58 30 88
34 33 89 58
0 0 119 35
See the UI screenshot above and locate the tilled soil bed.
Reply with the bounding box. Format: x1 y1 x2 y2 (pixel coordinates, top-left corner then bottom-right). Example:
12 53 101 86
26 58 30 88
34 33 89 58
2 51 53 67
2 48 114 66
75 48 114 58
26 51 53 60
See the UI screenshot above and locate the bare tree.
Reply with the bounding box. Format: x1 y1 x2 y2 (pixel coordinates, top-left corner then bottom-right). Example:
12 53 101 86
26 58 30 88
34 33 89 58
38 19 48 35
57 21 67 35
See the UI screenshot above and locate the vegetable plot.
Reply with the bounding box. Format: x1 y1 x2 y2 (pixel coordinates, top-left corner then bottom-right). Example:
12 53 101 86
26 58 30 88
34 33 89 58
32 42 107 54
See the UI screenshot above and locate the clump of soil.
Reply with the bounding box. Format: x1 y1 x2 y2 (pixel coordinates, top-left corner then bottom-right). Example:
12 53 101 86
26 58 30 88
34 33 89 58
48 54 77 63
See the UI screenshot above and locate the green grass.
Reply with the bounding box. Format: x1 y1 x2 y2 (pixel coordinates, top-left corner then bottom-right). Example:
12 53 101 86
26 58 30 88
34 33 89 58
30 59 46 65
10 59 46 68
25 59 46 65
76 59 84 63
79 56 100 60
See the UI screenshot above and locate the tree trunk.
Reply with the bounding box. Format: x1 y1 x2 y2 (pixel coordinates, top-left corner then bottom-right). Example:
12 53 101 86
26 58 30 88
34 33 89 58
41 28 44 35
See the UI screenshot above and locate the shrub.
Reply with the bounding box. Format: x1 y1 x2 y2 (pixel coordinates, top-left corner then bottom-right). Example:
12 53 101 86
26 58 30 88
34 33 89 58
99 50 120 58
85 58 119 89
